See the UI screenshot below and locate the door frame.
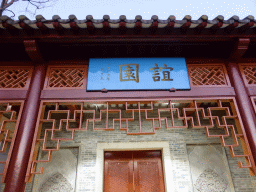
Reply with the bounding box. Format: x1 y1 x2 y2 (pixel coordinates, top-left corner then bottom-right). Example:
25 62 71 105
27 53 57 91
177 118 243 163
95 141 174 192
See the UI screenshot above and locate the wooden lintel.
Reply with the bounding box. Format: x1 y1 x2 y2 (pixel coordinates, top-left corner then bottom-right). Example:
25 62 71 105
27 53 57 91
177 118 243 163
23 40 44 63
230 38 250 60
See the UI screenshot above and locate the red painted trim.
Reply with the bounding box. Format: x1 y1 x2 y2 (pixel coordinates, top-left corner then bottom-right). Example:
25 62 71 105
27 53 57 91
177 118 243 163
246 87 256 96
4 64 46 192
0 90 27 100
40 87 235 100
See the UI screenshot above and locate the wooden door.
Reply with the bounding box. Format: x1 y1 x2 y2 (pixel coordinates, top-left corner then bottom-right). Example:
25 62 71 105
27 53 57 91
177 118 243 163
104 150 165 192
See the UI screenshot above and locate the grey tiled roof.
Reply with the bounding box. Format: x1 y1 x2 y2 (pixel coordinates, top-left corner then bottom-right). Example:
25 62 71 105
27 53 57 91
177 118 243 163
0 14 255 30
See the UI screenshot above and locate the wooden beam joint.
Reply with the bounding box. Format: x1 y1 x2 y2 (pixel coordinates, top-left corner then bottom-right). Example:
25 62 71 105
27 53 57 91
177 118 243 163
230 38 250 60
23 40 44 63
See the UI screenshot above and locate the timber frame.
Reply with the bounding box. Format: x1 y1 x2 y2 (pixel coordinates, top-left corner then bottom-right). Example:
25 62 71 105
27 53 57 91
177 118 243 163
0 13 256 192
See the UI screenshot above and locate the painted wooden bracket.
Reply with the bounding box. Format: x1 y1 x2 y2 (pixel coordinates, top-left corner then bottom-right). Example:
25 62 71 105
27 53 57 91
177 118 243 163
24 40 44 63
230 38 250 60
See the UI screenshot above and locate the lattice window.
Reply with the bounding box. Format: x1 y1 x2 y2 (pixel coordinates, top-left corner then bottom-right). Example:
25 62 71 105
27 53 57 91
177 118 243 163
44 66 87 89
0 101 24 183
187 64 230 86
239 64 256 86
0 67 33 89
25 98 256 183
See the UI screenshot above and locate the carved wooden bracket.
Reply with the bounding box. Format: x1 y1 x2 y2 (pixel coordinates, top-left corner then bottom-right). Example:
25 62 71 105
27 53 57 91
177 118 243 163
230 38 250 60
24 40 44 63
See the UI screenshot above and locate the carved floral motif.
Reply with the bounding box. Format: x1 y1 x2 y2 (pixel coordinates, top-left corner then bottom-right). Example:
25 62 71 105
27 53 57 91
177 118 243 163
39 172 73 192
195 169 228 192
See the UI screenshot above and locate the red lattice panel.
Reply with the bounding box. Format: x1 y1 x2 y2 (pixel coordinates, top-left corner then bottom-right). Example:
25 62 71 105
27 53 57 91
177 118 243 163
44 66 87 89
0 101 24 183
0 67 33 89
239 64 256 86
25 98 256 182
187 64 230 86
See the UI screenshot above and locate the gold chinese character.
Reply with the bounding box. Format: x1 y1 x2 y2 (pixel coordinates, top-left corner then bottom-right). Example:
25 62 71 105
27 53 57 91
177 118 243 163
159 64 173 81
119 64 139 83
149 63 160 82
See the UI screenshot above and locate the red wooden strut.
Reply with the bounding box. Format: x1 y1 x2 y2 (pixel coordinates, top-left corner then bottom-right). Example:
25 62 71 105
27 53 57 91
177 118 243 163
4 65 46 192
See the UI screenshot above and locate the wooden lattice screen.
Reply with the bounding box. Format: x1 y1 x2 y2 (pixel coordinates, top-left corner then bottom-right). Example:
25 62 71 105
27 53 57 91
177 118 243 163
187 64 231 86
25 98 256 183
44 66 87 89
0 67 33 89
0 101 24 182
239 64 256 86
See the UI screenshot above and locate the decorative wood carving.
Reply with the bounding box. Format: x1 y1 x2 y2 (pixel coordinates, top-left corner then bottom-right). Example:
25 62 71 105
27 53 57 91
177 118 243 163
25 98 256 183
187 64 231 86
0 101 24 183
23 40 44 63
44 65 87 90
0 66 33 90
239 64 256 86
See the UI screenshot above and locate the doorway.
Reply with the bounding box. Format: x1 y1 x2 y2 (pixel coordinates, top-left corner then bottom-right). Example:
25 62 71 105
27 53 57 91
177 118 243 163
104 150 165 192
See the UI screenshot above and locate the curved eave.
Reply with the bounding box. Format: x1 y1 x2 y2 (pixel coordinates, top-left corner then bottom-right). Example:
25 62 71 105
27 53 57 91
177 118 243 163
0 14 255 40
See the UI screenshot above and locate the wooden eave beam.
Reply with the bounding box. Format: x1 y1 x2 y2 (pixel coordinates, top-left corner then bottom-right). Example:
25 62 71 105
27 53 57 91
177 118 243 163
150 21 158 34
181 21 191 29
239 21 255 32
135 20 142 34
103 21 110 33
69 21 79 31
52 21 64 30
229 38 250 60
86 21 95 33
1 22 19 32
167 21 175 28
119 21 126 34
69 15 79 31
210 22 223 33
196 21 207 30
23 40 44 63
225 21 239 33
36 22 49 31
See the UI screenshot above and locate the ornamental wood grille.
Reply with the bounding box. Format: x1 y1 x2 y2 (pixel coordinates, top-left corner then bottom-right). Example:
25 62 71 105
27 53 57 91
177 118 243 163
25 98 256 182
0 67 33 89
44 66 87 89
187 64 230 86
0 101 24 183
239 64 256 86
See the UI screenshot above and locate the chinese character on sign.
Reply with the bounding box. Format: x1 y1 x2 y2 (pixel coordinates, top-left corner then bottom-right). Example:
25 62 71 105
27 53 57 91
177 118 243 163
150 63 173 81
107 64 110 81
100 68 104 80
160 64 173 81
149 63 160 82
119 64 139 83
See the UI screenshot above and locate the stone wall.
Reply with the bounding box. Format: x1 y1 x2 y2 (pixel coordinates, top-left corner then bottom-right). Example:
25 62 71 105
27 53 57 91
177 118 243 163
25 127 256 192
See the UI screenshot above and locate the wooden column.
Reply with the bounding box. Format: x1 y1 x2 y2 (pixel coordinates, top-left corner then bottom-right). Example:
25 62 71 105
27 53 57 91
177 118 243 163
4 64 46 192
4 40 45 192
227 62 256 164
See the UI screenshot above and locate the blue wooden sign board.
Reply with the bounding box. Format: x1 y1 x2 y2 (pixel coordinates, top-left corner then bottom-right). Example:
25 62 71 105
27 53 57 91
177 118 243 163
87 58 191 91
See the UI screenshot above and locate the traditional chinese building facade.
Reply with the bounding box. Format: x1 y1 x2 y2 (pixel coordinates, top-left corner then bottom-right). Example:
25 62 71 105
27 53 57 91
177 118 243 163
0 14 256 192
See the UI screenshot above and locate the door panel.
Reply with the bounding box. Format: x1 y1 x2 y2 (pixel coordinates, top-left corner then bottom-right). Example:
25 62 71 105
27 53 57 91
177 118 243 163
134 151 165 192
104 150 165 192
104 160 134 192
